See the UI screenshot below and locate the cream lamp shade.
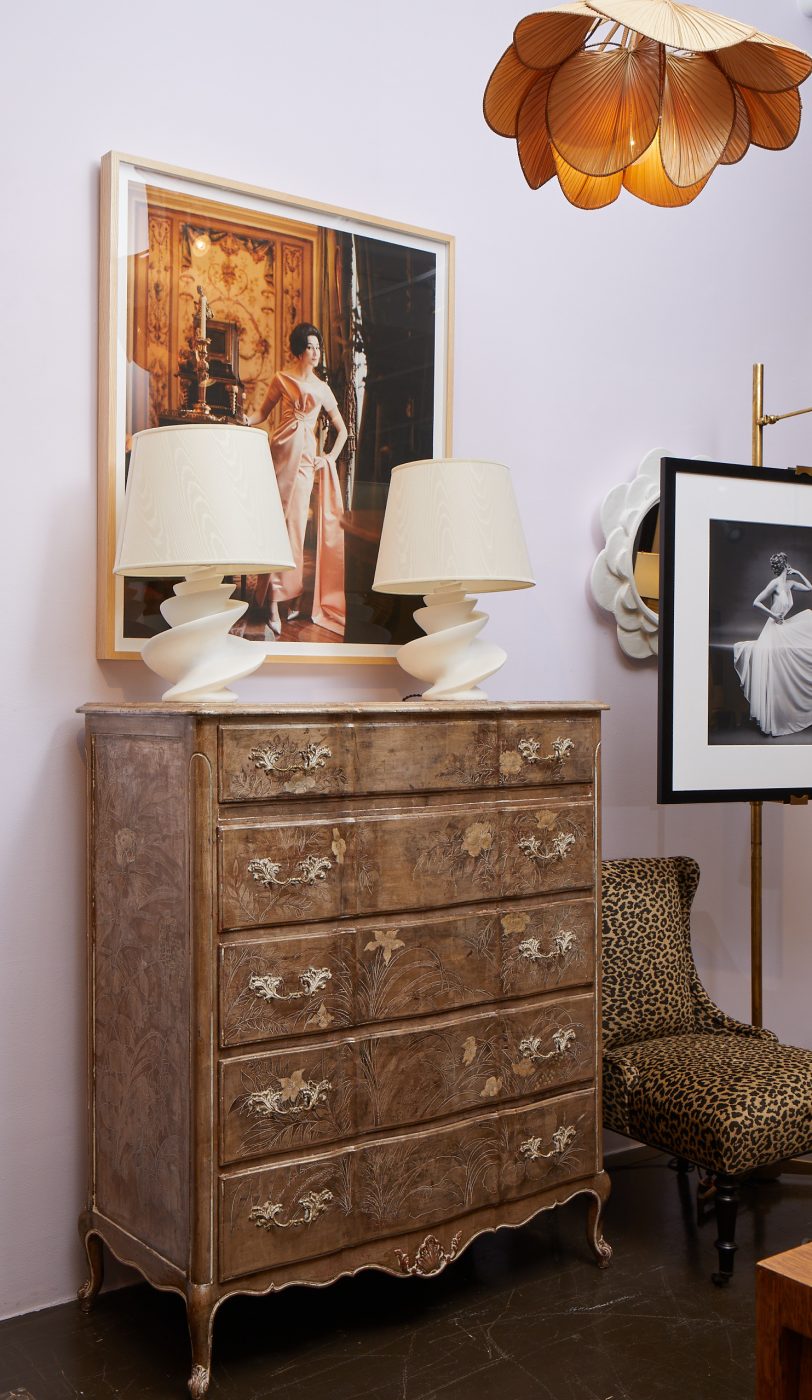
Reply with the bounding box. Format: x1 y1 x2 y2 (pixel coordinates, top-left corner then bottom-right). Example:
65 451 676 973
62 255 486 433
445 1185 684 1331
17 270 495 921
115 423 294 702
373 458 535 700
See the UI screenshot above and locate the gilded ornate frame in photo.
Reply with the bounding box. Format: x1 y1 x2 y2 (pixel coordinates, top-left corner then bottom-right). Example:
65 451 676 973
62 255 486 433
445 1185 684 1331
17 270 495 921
97 152 454 661
659 457 812 803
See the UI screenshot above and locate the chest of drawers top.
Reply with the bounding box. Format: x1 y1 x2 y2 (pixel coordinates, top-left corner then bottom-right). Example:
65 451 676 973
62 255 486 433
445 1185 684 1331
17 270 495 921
81 700 605 805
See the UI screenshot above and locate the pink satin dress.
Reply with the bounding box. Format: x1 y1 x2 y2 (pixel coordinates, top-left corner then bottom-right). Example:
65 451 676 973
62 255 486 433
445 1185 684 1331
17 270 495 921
265 371 346 636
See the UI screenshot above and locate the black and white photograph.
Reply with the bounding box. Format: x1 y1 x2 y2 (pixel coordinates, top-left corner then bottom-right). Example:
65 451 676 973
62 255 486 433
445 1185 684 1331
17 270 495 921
708 519 812 745
659 457 812 803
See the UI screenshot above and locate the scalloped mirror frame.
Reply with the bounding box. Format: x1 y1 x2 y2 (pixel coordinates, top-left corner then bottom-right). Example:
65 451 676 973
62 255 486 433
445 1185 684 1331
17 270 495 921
590 447 668 660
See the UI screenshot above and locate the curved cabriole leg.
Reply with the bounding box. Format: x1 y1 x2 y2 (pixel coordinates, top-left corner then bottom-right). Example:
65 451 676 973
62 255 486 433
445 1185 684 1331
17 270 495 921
586 1178 613 1268
77 1214 104 1312
711 1174 739 1287
186 1286 215 1399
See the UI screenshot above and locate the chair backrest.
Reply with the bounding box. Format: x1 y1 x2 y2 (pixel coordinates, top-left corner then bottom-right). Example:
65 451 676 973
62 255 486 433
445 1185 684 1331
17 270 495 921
601 856 700 1051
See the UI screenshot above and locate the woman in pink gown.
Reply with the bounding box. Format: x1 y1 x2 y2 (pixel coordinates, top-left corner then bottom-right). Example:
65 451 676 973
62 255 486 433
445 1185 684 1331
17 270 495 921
734 552 812 736
248 323 348 638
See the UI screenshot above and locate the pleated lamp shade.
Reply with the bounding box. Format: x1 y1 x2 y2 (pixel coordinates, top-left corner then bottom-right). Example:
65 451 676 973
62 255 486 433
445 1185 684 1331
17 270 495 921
484 0 812 209
372 459 535 596
114 424 294 577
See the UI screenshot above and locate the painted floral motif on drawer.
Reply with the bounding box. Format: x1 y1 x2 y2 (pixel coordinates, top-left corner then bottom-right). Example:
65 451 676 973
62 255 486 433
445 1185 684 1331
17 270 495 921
221 821 351 928
497 717 596 788
220 1041 356 1163
219 935 354 1047
499 897 593 997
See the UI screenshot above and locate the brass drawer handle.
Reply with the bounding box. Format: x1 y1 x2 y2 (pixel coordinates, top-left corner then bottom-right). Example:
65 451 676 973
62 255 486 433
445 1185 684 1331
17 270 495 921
248 854 333 889
244 1077 332 1119
249 1189 333 1231
518 831 577 864
249 966 332 1002
516 736 575 766
248 740 333 775
518 1028 577 1063
519 1124 576 1162
518 930 575 962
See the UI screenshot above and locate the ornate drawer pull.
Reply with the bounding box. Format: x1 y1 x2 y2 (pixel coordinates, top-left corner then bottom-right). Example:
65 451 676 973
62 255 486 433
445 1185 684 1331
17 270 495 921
249 966 332 1002
518 832 577 864
518 930 575 962
519 1028 577 1063
515 736 576 766
519 1124 577 1162
395 1230 463 1277
248 854 333 889
244 1077 332 1118
248 741 333 775
249 1189 333 1231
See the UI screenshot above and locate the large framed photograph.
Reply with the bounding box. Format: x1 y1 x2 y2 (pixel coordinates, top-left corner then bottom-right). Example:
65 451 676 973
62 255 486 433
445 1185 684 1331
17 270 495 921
97 152 454 661
659 457 812 803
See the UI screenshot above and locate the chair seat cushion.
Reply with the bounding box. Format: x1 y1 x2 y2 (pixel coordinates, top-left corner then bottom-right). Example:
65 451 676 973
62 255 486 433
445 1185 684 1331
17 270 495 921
604 1031 812 1175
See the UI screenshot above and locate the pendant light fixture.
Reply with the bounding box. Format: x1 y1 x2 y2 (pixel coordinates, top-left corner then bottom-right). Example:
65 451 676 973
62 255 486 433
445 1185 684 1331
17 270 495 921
484 0 812 208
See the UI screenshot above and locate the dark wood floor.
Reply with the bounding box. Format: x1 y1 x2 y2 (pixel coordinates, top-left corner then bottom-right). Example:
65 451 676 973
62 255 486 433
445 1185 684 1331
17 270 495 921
2 1155 811 1400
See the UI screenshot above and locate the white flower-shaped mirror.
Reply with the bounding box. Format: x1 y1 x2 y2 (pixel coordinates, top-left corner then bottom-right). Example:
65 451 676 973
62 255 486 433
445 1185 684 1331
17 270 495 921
591 447 668 660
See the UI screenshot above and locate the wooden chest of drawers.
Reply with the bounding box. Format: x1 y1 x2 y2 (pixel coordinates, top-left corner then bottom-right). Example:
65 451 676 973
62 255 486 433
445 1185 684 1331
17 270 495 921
78 702 610 1396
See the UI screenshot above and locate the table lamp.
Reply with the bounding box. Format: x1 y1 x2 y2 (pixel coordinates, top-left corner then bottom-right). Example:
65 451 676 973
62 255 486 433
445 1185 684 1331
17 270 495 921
114 424 294 702
372 458 535 699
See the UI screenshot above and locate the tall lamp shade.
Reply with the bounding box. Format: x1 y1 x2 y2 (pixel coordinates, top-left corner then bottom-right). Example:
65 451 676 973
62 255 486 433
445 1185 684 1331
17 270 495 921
373 459 535 699
115 424 294 702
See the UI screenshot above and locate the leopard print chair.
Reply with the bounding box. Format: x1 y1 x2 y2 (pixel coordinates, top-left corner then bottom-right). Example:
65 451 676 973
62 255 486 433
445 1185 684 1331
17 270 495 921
601 855 812 1284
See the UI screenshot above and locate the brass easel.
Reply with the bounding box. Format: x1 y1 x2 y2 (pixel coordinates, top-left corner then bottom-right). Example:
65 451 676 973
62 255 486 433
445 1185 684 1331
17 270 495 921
750 363 812 1027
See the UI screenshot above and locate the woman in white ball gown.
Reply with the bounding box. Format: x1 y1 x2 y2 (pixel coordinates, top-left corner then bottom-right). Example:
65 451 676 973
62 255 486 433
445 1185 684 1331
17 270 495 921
734 552 812 736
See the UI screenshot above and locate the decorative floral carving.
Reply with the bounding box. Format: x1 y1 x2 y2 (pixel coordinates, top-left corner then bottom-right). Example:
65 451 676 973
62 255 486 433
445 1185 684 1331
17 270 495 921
114 827 138 867
518 831 577 864
520 1124 577 1162
364 928 405 966
461 1036 477 1066
518 929 576 962
243 1073 332 1119
331 829 347 864
480 1075 503 1098
248 966 332 1003
242 736 346 796
248 854 333 889
249 1189 333 1231
499 750 523 777
518 1027 577 1063
394 1230 463 1277
501 911 530 936
500 734 576 780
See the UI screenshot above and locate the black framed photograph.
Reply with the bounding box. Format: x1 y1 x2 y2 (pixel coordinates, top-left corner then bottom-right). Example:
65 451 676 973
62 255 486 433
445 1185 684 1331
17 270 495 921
659 456 812 803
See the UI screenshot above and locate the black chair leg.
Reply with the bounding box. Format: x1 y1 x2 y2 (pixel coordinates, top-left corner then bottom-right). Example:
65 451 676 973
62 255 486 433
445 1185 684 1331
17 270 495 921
711 1174 738 1286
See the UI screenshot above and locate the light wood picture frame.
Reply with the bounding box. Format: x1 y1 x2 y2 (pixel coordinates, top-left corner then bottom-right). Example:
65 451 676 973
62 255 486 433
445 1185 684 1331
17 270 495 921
97 152 455 661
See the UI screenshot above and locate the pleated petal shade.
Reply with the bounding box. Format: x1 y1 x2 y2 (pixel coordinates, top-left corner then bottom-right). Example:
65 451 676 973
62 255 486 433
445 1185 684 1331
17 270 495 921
547 39 661 177
660 51 735 186
587 0 754 51
484 44 540 136
372 459 534 596
484 0 810 209
718 86 752 164
518 72 557 187
623 128 711 203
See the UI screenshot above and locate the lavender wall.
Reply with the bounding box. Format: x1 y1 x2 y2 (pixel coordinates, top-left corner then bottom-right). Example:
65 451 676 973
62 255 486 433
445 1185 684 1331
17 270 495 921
3 0 811 1318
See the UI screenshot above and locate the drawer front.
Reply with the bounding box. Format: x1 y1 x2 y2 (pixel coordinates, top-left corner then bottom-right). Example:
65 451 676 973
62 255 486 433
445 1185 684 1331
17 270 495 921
218 713 597 804
219 930 353 1047
354 994 595 1137
219 896 594 1049
220 994 594 1163
220 800 594 931
219 1088 594 1279
221 1040 356 1164
497 716 595 789
498 1090 598 1203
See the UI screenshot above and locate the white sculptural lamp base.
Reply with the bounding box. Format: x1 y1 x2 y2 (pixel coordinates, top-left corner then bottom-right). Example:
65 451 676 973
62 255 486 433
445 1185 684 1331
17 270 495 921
397 591 506 700
141 572 266 702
